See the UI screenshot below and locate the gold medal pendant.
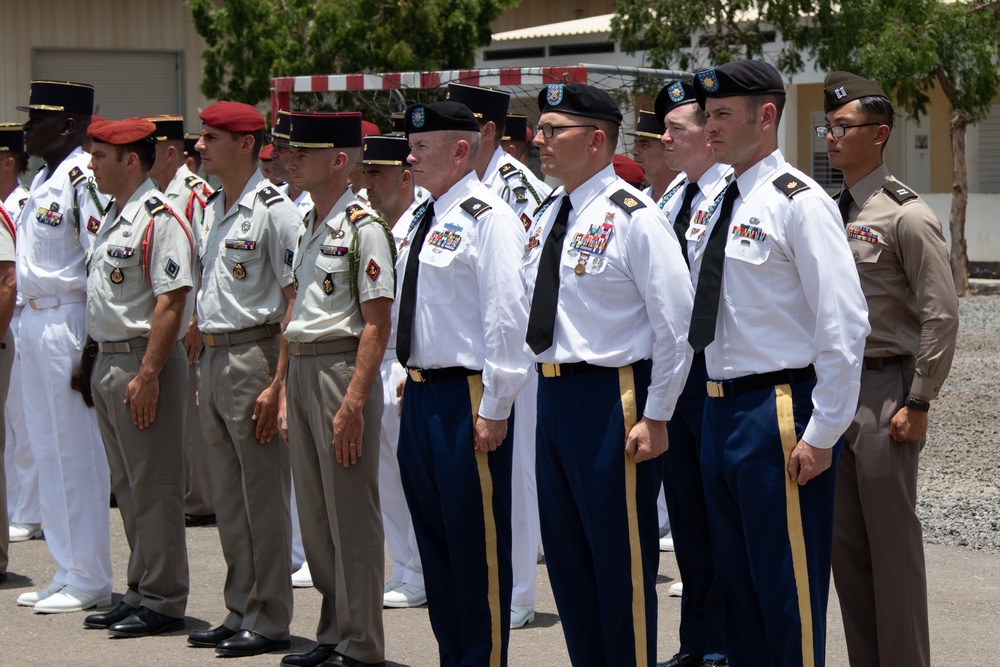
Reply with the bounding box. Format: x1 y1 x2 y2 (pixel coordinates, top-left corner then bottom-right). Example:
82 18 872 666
323 273 334 295
110 267 124 284
574 260 586 276
233 262 246 280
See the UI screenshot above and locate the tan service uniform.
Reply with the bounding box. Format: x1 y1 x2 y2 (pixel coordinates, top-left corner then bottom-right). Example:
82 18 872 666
197 170 301 640
0 208 16 576
833 164 959 667
86 180 194 617
285 190 395 663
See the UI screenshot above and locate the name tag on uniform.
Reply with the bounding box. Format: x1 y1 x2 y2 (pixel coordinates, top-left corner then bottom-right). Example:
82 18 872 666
225 239 257 250
106 245 135 258
320 245 349 256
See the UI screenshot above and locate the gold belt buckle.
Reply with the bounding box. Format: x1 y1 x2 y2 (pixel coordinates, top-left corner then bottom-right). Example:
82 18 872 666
540 363 560 378
408 368 426 383
204 334 217 347
28 299 38 310
706 381 725 398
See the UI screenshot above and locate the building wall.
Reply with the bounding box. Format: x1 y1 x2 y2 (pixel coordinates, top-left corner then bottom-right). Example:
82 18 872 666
491 0 614 34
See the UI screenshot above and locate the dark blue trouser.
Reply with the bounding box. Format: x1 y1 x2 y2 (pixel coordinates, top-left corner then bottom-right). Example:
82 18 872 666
701 377 840 667
662 353 726 661
397 374 513 667
536 360 660 667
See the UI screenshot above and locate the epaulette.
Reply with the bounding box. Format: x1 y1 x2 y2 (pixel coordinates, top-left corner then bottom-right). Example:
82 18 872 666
185 174 207 190
609 189 647 214
144 196 168 217
460 197 492 219
498 163 519 180
773 173 810 199
534 192 558 218
882 180 918 205
258 186 284 207
346 203 371 226
207 188 223 203
68 166 87 187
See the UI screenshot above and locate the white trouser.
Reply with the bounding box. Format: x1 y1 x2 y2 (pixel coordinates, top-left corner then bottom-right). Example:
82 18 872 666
4 312 41 525
289 476 305 569
511 372 540 608
19 302 111 596
378 353 423 587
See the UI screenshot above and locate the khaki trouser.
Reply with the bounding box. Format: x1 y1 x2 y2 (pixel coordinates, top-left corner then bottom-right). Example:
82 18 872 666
184 358 214 516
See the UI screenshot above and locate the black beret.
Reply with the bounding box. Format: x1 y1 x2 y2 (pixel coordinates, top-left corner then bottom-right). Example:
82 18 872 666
537 83 623 124
147 115 185 142
501 114 528 142
183 133 200 157
694 60 786 108
630 110 665 139
405 101 480 136
287 112 362 149
389 112 405 136
823 71 888 113
17 80 95 116
446 83 510 125
362 135 411 166
0 123 24 153
654 80 697 122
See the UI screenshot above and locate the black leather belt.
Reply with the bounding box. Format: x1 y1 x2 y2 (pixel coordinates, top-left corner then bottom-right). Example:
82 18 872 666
406 366 479 384
863 355 909 371
203 323 281 348
706 365 816 399
536 361 607 378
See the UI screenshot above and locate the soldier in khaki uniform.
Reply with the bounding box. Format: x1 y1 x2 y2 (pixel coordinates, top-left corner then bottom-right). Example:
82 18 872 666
147 115 217 527
821 72 960 667
79 118 193 637
187 101 300 658
278 112 395 667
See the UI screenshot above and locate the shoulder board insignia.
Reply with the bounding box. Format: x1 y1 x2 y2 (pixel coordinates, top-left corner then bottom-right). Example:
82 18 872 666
773 173 810 198
207 188 223 203
258 186 283 207
460 197 492 219
609 189 646 214
882 180 918 205
68 166 87 187
144 196 167 217
346 203 370 225
498 163 518 180
184 174 206 190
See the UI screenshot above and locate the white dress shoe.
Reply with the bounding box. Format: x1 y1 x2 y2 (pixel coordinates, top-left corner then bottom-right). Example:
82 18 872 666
291 562 313 588
33 585 112 614
9 522 43 542
383 583 427 608
16 581 63 607
510 604 535 629
659 534 675 552
669 581 683 597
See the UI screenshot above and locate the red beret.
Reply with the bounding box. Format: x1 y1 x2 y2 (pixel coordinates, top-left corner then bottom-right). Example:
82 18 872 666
258 144 274 160
88 118 156 145
361 120 380 137
612 153 645 187
199 101 265 133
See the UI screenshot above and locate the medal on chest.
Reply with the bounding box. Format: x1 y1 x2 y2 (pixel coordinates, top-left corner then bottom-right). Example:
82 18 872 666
241 220 251 234
37 202 63 226
567 213 614 276
233 262 246 280
322 272 335 295
110 267 124 284
848 225 879 244
428 223 463 253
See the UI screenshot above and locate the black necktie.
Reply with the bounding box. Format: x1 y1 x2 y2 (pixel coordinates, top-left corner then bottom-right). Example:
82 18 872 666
688 182 740 353
395 201 435 367
838 188 854 226
526 196 572 354
673 181 701 265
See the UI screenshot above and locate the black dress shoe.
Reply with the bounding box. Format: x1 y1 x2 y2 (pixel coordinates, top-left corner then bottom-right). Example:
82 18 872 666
84 601 138 629
109 606 185 637
215 630 291 657
281 644 337 667
320 652 387 667
188 624 237 648
663 654 702 667
0 572 7 585
185 513 217 527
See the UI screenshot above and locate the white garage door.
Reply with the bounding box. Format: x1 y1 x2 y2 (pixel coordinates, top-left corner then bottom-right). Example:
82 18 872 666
34 49 181 120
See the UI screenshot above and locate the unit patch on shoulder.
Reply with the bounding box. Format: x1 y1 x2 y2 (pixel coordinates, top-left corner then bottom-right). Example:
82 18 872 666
346 203 370 225
609 189 646 214
365 259 381 281
284 249 294 266
144 196 167 216
882 180 918 205
68 166 87 187
259 186 283 207
460 197 492 219
772 173 810 198
165 259 180 279
87 216 101 233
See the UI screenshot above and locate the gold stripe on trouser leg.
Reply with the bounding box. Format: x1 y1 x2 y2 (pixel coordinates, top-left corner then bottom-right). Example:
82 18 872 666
775 384 815 667
467 375 502 667
618 365 647 667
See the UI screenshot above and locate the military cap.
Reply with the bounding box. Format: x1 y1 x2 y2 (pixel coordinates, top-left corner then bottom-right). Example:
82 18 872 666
287 111 362 149
501 114 528 142
272 109 291 140
17 80 95 115
390 112 405 136
823 71 888 113
537 83 623 124
612 153 645 187
183 133 200 157
199 101 265 133
87 118 156 145
654 80 697 121
694 60 786 108
446 83 510 125
629 110 665 139
405 102 479 136
0 123 24 153
147 115 185 142
362 135 411 166
258 144 274 161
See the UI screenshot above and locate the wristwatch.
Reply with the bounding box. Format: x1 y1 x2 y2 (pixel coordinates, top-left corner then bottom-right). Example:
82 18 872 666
904 396 930 412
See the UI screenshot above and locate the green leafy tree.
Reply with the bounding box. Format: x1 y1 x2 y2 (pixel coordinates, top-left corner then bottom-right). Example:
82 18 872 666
186 0 519 104
611 0 1000 296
